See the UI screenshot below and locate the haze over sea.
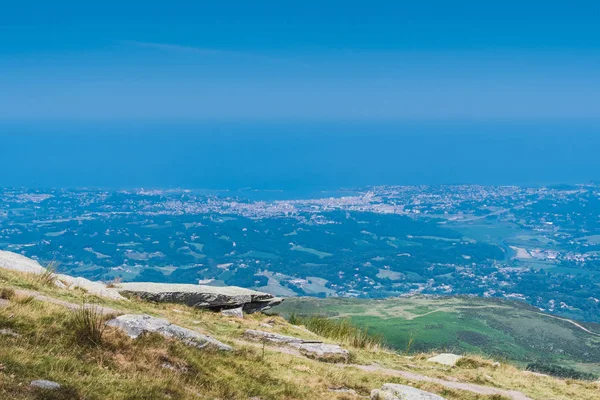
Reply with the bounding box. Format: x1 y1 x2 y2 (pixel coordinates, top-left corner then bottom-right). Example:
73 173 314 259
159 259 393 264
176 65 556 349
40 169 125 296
2 120 599 198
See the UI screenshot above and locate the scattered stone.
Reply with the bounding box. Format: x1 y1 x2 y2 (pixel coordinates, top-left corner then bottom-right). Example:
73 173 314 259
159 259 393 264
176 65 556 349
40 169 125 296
329 387 357 395
299 342 349 363
107 314 232 351
115 282 283 313
259 323 274 329
0 299 10 308
427 353 463 367
492 361 501 367
30 380 61 390
243 329 349 363
56 274 125 300
244 329 310 346
0 328 20 337
221 306 244 318
371 383 446 400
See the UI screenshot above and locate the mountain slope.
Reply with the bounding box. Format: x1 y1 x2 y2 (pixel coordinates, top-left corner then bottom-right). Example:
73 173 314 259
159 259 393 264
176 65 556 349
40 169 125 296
273 296 600 376
0 257 599 399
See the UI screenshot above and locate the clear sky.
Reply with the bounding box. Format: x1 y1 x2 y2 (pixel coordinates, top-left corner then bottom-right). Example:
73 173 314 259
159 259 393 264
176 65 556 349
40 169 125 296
2 0 600 120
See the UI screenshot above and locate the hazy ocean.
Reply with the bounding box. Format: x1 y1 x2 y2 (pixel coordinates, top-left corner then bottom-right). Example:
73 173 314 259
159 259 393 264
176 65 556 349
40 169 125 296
2 120 599 199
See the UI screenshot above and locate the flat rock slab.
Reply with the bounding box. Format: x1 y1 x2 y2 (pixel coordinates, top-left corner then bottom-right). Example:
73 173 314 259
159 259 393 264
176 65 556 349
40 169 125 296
244 329 349 363
372 383 446 400
107 314 232 351
427 353 463 367
116 282 283 313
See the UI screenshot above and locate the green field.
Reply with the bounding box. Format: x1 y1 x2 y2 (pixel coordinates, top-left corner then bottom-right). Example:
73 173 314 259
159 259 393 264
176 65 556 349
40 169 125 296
272 296 600 374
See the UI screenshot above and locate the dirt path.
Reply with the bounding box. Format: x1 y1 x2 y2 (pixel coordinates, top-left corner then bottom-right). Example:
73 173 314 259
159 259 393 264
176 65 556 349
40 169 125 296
345 364 532 400
237 339 532 400
537 312 600 337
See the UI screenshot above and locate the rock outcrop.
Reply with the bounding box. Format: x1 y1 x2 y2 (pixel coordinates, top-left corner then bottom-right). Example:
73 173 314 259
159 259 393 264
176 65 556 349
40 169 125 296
0 251 46 274
243 329 349 363
0 251 124 301
115 282 283 313
107 314 232 351
371 383 447 400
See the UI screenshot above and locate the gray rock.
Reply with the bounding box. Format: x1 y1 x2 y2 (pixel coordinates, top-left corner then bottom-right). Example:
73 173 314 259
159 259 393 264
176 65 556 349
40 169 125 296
30 380 61 390
0 328 20 337
371 384 446 400
221 306 244 318
56 274 125 300
0 299 10 308
243 329 349 363
0 251 124 301
299 342 349 363
427 353 463 367
0 251 46 274
116 282 283 313
107 314 232 351
244 329 311 346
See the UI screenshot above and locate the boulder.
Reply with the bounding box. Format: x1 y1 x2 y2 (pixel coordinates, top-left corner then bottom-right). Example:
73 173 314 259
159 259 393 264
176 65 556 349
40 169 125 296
243 329 349 363
115 282 283 313
427 353 463 367
371 384 446 400
30 380 61 390
107 314 232 351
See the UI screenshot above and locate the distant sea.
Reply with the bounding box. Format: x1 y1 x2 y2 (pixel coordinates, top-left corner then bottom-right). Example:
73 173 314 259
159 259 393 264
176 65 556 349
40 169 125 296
1 120 599 199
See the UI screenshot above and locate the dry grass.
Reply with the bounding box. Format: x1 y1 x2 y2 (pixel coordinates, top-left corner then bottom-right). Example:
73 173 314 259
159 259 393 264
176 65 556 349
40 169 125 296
35 261 59 287
69 304 110 346
1 267 600 400
0 286 16 300
288 313 384 350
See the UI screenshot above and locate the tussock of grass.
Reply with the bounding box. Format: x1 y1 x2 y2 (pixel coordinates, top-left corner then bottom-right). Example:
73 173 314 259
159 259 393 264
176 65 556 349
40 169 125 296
69 304 109 346
36 261 59 287
1 286 16 300
288 313 383 350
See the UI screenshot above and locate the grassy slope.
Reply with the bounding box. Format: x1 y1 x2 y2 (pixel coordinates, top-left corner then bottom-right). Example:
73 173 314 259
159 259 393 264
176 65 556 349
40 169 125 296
1 268 599 400
272 296 600 375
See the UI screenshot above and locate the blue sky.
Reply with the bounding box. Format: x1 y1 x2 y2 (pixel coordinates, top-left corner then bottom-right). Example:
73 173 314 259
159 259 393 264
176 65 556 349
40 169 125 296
2 1 599 120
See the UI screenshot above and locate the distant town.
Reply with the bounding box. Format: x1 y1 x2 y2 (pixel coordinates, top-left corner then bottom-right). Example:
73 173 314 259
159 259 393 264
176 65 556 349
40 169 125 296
1 184 600 322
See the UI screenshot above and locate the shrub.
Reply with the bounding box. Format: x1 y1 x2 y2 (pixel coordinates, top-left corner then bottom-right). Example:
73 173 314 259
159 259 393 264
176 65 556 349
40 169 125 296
288 313 383 350
0 286 16 300
36 261 59 287
526 362 598 381
69 304 108 346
